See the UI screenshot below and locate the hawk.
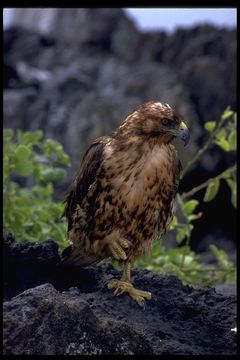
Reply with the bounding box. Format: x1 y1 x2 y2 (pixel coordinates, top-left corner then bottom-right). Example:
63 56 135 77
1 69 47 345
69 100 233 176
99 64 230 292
60 101 190 306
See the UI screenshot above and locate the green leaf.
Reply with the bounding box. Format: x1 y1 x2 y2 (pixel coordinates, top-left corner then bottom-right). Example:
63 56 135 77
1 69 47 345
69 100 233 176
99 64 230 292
40 139 70 165
4 128 14 142
21 130 44 146
214 138 230 152
15 162 33 177
226 178 236 191
15 144 31 161
181 254 195 266
226 178 237 208
203 179 220 202
228 130 236 151
210 244 233 269
169 215 178 230
33 163 44 180
216 128 226 140
32 184 53 197
15 145 33 176
233 112 237 124
40 167 67 182
153 256 166 266
183 200 199 215
57 152 71 166
187 213 202 221
41 139 62 156
151 239 163 257
177 193 185 210
176 224 193 244
221 169 232 180
231 192 237 208
38 222 52 235
50 203 64 218
221 108 234 121
204 121 216 132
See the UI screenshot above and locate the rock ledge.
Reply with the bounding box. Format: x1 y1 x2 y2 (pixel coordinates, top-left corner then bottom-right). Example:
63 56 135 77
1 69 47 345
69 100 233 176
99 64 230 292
3 233 237 355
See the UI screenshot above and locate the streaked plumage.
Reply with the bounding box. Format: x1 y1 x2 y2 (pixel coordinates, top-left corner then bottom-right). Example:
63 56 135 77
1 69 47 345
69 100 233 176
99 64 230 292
60 101 190 306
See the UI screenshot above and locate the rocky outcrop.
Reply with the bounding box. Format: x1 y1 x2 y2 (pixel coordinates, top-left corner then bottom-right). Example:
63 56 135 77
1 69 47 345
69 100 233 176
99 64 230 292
144 25 236 120
3 25 198 173
3 233 237 355
4 9 236 174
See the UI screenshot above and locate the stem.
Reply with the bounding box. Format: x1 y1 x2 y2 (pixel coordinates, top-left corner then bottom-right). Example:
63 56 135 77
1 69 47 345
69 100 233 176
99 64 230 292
182 137 212 178
181 164 236 199
182 114 229 178
179 237 190 270
177 193 192 270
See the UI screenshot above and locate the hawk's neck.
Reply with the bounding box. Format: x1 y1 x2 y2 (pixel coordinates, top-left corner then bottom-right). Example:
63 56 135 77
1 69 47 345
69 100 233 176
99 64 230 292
103 137 179 186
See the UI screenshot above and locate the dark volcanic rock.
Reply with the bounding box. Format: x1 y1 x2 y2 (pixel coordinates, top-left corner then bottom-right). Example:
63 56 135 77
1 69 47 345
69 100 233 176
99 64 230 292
143 25 236 122
5 9 237 176
3 233 237 355
3 24 198 175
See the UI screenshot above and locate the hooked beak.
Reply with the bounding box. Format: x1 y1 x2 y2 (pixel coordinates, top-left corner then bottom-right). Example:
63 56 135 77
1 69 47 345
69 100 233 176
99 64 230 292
174 121 190 146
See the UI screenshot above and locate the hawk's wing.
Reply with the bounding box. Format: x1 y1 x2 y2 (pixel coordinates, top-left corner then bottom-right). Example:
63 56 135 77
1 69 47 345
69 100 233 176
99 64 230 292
63 136 108 232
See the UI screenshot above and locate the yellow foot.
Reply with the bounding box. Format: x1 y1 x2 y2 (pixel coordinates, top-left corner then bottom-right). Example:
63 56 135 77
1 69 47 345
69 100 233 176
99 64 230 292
108 238 131 261
107 279 152 307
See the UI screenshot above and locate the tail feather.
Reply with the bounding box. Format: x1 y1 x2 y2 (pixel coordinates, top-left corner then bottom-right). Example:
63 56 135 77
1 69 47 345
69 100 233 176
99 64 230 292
58 245 100 268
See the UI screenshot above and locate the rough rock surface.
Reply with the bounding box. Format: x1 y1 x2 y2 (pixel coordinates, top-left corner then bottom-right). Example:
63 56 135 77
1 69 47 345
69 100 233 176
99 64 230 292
4 9 236 175
3 233 237 355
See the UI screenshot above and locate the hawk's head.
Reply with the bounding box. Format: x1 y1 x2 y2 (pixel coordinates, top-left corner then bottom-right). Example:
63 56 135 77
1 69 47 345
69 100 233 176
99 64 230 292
119 101 190 146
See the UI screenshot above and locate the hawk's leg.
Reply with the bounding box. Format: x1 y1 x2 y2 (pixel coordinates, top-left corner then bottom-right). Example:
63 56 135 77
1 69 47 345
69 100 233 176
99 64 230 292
108 237 131 260
107 262 152 307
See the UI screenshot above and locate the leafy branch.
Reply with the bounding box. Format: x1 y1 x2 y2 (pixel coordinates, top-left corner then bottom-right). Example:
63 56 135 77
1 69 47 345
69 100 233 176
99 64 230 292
182 107 236 177
182 163 236 200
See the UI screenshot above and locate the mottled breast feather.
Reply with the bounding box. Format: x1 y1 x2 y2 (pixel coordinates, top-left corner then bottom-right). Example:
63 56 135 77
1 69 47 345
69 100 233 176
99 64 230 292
63 133 182 263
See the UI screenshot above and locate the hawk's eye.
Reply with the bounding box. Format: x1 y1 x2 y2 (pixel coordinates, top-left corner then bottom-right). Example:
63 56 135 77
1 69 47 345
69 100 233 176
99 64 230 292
161 118 169 126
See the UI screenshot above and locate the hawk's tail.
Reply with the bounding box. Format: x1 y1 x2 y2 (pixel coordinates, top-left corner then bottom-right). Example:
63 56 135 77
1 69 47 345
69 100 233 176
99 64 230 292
57 245 100 268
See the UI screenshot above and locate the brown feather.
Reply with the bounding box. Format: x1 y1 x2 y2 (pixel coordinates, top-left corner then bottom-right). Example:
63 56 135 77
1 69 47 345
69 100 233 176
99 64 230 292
61 101 187 267
58 245 100 267
62 136 108 231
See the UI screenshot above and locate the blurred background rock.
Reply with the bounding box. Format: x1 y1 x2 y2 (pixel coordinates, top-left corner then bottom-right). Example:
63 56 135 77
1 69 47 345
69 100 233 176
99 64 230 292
3 8 236 264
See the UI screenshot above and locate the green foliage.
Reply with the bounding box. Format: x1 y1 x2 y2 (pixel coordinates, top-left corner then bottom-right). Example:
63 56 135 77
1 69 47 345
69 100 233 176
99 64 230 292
202 168 236 209
3 129 70 250
203 179 220 202
134 239 236 287
202 109 237 209
204 121 216 132
205 106 237 152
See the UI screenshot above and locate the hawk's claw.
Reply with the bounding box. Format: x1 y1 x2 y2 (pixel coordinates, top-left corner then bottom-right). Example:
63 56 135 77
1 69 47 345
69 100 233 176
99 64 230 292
114 288 124 296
